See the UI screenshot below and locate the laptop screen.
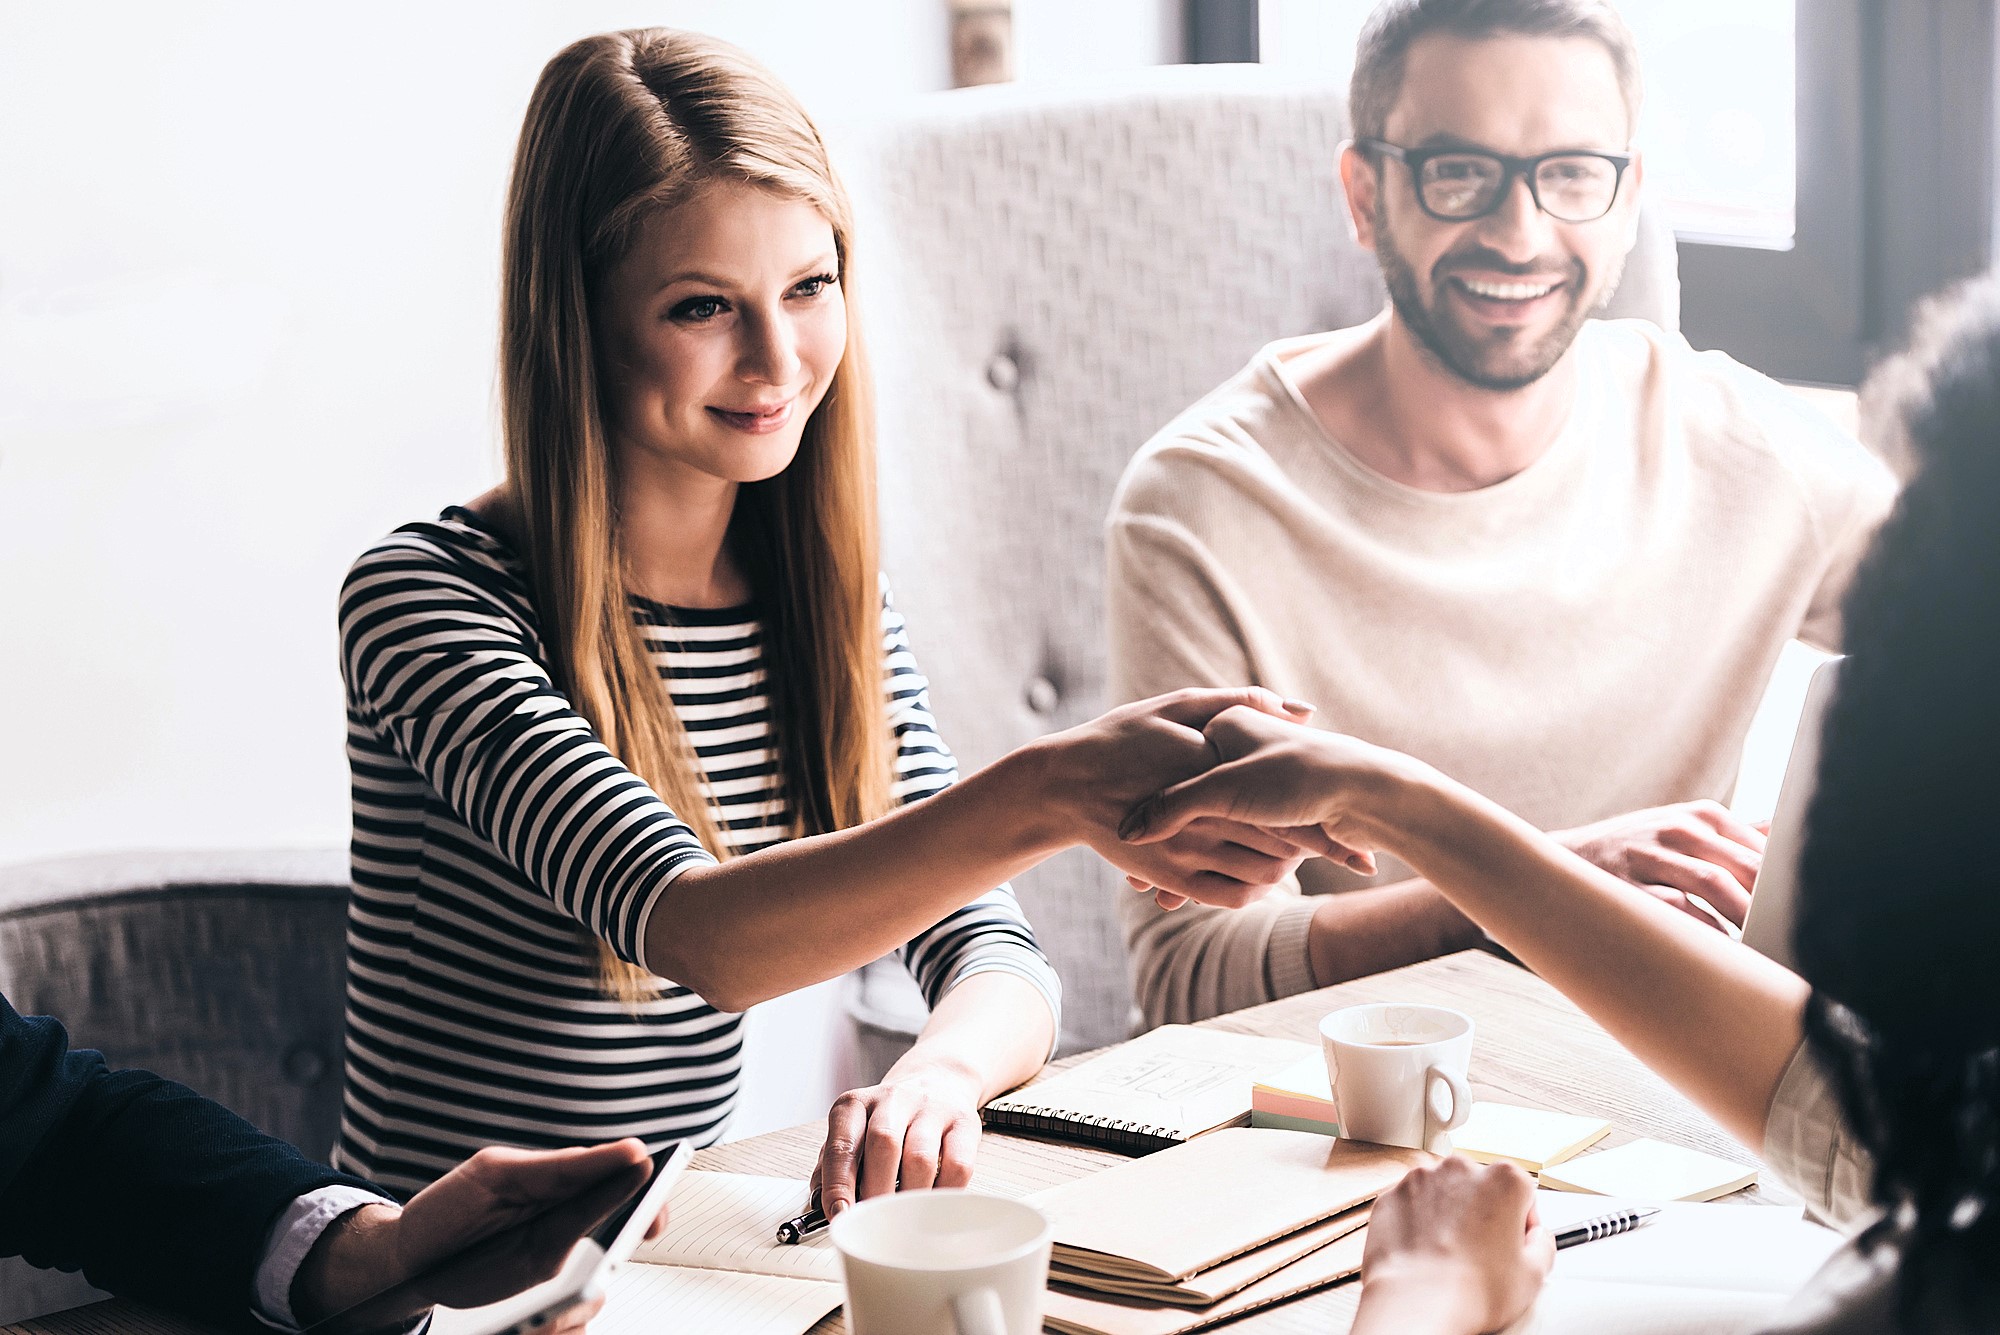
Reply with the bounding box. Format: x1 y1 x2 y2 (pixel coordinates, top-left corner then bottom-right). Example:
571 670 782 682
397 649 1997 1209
1740 657 1843 972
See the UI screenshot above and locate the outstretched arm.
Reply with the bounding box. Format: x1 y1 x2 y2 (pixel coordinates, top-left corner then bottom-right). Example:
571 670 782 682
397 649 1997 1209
1123 709 1809 1150
344 540 1309 1014
648 687 1314 1010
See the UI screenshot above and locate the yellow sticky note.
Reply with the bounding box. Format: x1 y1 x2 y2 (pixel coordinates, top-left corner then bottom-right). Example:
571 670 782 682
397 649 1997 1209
1537 1138 1757 1202
1451 1102 1611 1172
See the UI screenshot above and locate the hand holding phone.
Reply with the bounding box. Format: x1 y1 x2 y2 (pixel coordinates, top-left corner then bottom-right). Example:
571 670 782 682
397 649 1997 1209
308 1141 692 1335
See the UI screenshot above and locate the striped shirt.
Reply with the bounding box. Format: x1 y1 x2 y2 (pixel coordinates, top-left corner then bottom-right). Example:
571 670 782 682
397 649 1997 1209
331 509 1061 1195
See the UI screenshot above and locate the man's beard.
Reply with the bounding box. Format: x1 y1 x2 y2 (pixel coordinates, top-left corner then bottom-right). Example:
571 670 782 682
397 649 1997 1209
1375 207 1620 392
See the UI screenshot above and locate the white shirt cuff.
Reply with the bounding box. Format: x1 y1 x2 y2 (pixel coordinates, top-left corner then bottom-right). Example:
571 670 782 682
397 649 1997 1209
253 1184 393 1330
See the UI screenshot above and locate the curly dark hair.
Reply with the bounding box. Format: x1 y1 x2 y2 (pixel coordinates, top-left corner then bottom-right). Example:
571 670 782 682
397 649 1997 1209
1795 276 2000 1328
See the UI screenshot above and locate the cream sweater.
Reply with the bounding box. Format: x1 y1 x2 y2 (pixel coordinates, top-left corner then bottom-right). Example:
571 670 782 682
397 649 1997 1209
1106 319 1898 1026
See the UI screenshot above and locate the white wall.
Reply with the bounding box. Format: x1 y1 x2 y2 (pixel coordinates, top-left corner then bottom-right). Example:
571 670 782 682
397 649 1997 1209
0 0 1176 868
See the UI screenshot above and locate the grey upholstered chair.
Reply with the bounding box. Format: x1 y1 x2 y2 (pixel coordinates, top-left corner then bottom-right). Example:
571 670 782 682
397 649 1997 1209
0 849 350 1323
843 64 1681 1065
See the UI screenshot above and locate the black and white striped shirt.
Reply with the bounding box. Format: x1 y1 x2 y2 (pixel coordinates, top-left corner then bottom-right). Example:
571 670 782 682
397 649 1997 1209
331 509 1061 1194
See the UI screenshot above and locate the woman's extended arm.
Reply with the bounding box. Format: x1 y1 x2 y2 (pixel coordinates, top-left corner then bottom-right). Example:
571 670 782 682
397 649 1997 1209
343 534 1307 1012
1123 708 1810 1151
649 691 1300 1010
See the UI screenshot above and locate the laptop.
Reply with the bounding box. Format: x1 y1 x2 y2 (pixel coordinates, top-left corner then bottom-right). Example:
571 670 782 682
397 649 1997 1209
1739 657 1843 972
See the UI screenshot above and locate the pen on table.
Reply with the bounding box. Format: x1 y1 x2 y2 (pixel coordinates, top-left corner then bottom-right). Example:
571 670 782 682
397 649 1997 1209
1553 1205 1659 1250
776 1194 829 1244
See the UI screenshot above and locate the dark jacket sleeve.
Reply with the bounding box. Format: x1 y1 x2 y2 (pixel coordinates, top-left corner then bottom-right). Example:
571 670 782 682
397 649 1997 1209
0 991 381 1332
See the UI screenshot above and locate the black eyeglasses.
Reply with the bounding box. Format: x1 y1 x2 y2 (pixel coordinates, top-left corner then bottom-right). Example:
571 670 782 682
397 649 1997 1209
1357 138 1632 224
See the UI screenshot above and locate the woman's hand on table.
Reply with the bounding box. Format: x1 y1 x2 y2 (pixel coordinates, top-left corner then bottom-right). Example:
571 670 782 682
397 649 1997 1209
1351 1157 1554 1335
812 1059 986 1216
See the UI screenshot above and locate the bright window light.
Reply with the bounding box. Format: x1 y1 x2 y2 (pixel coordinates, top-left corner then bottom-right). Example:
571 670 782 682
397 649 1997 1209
1618 1 1795 247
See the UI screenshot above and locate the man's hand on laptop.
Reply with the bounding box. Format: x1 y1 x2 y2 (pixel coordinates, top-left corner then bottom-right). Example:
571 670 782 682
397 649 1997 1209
1554 801 1764 930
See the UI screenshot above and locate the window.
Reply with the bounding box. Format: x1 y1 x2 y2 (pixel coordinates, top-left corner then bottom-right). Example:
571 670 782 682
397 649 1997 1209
1619 2 1794 248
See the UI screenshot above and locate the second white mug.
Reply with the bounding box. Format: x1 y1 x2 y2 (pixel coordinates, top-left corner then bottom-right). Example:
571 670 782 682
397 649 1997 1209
1321 1002 1474 1153
830 1190 1051 1335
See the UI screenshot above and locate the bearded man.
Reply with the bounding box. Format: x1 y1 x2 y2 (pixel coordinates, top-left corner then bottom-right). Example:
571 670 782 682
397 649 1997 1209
1106 0 1896 1026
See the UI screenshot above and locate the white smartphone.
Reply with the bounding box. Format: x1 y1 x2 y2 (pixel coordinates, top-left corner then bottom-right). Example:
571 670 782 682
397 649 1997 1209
310 1141 692 1335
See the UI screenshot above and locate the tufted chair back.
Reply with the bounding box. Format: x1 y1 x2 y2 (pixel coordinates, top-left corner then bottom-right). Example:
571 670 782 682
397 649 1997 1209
0 849 350 1323
846 65 1681 1057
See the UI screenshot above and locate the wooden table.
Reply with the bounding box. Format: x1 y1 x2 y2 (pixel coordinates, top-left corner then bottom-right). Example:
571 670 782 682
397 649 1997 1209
5 951 1776 1335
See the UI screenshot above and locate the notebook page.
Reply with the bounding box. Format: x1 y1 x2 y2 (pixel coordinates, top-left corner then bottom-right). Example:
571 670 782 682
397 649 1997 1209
1453 1103 1611 1171
987 1026 1316 1139
1498 1192 1847 1332
600 1261 840 1335
628 1172 841 1281
1531 1192 1842 1294
1537 1139 1756 1201
1503 1277 1788 1335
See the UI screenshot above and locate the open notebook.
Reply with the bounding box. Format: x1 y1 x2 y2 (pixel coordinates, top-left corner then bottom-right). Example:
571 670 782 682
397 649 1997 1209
984 1025 1318 1153
1503 1191 1846 1335
597 1172 843 1335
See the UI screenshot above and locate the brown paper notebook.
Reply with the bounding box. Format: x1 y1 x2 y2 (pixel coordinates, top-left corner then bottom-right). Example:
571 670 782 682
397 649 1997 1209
1043 1225 1371 1335
982 1025 1317 1154
1028 1127 1425 1283
1048 1203 1369 1307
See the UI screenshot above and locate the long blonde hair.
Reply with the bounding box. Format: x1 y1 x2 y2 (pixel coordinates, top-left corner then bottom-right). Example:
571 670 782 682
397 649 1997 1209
500 29 891 996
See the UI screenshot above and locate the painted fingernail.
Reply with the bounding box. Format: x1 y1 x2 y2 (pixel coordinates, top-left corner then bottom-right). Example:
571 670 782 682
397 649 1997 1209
1283 698 1316 715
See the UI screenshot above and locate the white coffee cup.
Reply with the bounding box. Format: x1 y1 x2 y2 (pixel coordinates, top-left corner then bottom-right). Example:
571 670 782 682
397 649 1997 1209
830 1190 1052 1335
1321 1003 1474 1154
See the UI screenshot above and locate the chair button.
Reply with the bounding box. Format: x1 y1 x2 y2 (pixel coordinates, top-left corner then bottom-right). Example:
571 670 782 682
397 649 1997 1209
1025 676 1060 715
282 1044 327 1086
986 352 1021 393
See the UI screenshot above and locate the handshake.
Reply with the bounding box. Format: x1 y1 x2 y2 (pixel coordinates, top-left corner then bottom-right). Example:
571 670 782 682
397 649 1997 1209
1044 688 1761 931
1028 688 1384 913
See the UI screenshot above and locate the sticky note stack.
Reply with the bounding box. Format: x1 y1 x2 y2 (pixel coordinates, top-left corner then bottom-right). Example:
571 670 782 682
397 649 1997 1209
1249 1055 1340 1136
1537 1139 1759 1202
1451 1101 1612 1172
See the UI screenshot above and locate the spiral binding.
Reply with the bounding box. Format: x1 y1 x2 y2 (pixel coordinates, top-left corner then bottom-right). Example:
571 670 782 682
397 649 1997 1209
981 1103 1182 1153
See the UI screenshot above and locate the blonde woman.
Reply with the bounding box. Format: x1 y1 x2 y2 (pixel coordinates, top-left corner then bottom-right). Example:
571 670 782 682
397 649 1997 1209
332 28 1308 1209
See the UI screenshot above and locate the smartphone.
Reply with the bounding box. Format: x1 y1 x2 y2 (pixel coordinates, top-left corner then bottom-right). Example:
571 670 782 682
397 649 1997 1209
308 1141 692 1335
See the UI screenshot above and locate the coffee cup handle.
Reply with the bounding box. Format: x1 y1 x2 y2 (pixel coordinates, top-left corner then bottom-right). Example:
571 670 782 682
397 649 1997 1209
1423 1065 1471 1153
950 1287 1008 1335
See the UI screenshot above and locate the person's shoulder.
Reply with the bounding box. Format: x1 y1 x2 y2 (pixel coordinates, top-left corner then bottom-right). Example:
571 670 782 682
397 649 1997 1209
344 506 530 603
1111 336 1324 522
1596 319 1897 511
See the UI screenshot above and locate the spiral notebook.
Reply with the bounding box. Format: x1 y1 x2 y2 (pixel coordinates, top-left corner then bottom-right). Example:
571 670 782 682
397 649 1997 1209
982 1025 1318 1154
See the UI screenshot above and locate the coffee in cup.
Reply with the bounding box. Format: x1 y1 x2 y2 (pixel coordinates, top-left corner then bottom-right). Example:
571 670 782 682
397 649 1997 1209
1320 1003 1474 1153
